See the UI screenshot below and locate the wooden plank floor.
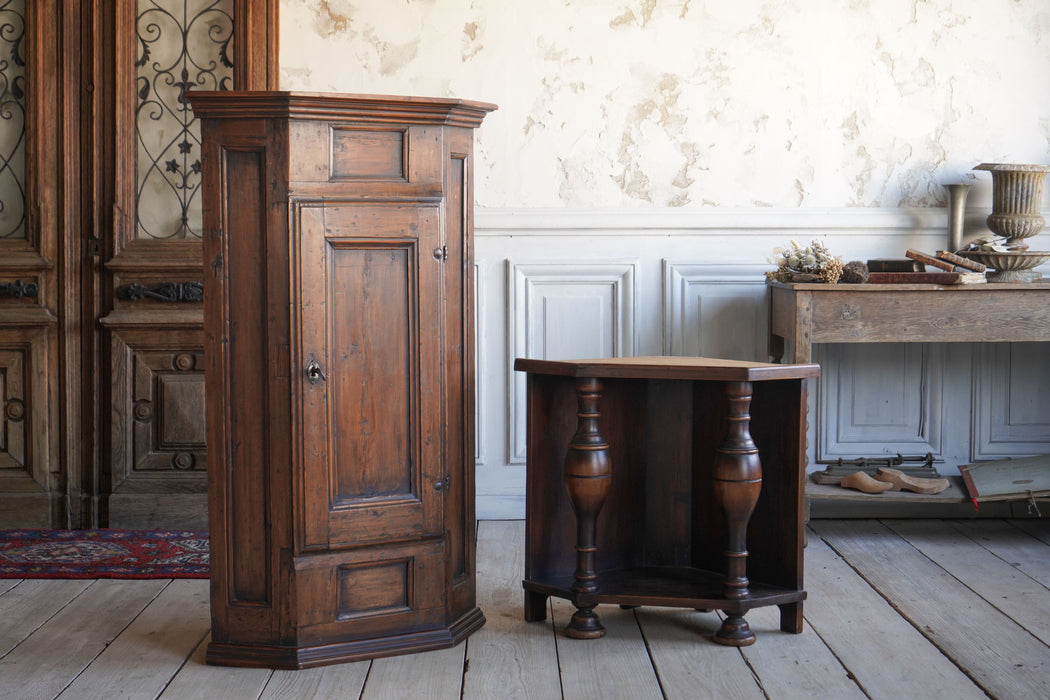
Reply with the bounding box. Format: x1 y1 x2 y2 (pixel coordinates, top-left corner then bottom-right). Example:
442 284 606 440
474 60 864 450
1 519 1047 699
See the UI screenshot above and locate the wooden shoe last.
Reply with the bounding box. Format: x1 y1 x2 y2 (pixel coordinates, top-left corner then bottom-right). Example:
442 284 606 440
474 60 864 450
873 467 949 495
839 471 893 493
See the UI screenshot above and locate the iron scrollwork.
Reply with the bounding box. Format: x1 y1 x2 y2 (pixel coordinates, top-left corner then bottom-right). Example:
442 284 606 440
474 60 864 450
0 279 36 297
118 280 203 302
135 0 233 240
0 0 26 240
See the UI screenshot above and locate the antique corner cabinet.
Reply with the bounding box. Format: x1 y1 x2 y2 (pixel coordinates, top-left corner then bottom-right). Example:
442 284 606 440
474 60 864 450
187 91 496 668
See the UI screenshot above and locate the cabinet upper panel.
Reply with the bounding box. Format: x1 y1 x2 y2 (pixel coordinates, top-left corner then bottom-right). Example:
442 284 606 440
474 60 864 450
330 128 406 181
288 123 444 197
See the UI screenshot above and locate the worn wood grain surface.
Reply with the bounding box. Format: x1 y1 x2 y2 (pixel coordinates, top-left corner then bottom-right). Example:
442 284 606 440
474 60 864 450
1 519 1048 699
812 519 1050 699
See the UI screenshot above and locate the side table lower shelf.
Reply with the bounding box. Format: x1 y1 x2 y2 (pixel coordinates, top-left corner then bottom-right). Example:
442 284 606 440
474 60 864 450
523 568 806 622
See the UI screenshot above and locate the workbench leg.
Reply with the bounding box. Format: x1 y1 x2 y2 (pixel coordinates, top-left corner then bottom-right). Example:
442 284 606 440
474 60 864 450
769 333 785 363
712 380 762 647
778 601 804 634
563 377 612 639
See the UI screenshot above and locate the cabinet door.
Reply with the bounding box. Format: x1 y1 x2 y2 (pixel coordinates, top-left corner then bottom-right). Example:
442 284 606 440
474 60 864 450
298 202 445 549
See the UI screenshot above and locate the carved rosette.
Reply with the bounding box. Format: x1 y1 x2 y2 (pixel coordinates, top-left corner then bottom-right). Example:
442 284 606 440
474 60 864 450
133 399 153 422
173 353 196 370
5 397 24 422
171 452 195 470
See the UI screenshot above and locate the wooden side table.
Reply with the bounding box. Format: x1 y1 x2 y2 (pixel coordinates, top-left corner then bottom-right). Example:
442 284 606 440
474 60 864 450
768 280 1050 364
515 356 820 646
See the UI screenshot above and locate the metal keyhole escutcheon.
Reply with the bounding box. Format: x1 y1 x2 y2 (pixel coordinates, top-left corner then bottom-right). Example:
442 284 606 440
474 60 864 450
306 359 327 385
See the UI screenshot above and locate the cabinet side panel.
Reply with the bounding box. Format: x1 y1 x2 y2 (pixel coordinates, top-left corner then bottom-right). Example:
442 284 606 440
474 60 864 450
523 374 579 582
222 148 271 604
446 152 468 584
747 379 806 590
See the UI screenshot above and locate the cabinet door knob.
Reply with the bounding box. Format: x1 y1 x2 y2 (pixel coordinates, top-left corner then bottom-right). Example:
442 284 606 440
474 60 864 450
306 359 327 384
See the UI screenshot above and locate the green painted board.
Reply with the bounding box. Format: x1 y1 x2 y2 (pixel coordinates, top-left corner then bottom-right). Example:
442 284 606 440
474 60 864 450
959 455 1050 502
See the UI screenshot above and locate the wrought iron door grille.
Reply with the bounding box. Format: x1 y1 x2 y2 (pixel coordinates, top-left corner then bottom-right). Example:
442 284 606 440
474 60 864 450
135 0 233 240
0 0 25 240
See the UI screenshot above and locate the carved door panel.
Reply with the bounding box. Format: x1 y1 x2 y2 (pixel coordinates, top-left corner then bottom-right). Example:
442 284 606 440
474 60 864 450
0 0 276 528
299 203 446 549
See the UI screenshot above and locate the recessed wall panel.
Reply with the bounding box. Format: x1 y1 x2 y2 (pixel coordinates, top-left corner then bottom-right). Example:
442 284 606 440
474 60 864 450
817 343 943 460
662 262 768 360
508 261 636 464
973 343 1050 459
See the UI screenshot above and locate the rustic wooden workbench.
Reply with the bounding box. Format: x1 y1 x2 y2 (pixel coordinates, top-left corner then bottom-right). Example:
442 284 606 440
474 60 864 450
767 280 1050 364
768 279 1050 494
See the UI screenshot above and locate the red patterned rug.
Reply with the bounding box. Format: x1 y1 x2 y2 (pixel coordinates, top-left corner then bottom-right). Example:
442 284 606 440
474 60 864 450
0 529 209 579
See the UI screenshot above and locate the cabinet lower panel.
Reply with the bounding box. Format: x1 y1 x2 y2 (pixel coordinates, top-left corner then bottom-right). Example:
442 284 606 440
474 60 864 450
209 539 486 666
292 540 447 644
206 606 485 669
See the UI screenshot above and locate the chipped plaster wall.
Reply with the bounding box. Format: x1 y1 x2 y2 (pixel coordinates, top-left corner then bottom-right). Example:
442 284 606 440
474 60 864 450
279 0 1050 210
280 1 1050 518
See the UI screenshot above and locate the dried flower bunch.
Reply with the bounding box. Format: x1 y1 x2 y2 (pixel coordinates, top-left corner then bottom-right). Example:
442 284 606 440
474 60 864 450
766 240 844 283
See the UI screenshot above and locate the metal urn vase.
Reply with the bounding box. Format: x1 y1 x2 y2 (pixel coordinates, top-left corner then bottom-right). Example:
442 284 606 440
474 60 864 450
962 163 1050 282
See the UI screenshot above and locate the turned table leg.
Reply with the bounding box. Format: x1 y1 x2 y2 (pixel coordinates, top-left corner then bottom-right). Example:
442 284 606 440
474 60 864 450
712 380 762 647
563 376 612 639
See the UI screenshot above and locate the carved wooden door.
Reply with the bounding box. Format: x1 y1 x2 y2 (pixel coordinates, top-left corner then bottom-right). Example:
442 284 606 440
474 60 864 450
0 0 61 528
298 202 447 550
0 0 276 529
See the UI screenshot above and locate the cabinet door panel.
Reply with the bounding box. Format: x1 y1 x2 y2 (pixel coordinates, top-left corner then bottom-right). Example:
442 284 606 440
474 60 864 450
0 326 55 527
300 203 443 549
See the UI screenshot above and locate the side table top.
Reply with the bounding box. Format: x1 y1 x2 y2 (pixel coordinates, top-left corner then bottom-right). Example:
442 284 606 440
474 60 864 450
514 356 820 381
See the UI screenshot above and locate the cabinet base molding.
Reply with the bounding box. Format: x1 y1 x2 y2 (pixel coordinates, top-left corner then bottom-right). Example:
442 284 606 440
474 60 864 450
205 607 485 670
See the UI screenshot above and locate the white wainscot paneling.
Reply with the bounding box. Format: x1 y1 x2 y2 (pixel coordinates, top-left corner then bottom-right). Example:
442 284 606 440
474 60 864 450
972 342 1050 460
816 343 945 460
662 262 769 361
470 207 1050 517
507 261 637 465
